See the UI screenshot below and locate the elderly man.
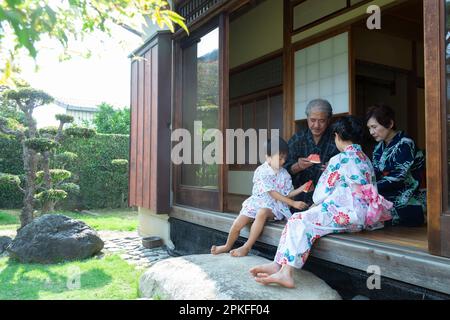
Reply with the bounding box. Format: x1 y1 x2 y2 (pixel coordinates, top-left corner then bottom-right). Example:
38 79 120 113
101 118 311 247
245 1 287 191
284 99 339 208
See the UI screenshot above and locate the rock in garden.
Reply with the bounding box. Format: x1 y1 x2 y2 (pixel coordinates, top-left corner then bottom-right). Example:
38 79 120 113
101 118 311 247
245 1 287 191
0 236 12 254
7 214 104 264
139 254 341 300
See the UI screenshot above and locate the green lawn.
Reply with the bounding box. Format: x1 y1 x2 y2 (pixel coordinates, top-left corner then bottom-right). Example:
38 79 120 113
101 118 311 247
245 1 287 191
0 207 144 300
0 208 138 231
0 254 143 300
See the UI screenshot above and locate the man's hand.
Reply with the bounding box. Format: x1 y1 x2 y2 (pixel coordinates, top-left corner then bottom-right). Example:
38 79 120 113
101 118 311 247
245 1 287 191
292 201 309 211
297 158 314 171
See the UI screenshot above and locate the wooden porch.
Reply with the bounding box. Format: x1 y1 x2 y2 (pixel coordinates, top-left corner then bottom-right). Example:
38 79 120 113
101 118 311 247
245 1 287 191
170 205 450 296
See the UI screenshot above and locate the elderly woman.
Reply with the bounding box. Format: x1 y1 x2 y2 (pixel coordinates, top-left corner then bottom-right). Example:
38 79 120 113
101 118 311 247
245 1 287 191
250 116 392 288
366 105 426 227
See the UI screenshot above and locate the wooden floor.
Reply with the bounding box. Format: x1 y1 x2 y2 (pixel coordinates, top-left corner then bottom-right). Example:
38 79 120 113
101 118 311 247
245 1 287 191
346 225 428 251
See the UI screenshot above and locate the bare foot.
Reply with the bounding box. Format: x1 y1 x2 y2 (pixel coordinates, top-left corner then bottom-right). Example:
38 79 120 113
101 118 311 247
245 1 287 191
211 245 231 255
249 262 281 277
230 245 250 257
254 266 295 288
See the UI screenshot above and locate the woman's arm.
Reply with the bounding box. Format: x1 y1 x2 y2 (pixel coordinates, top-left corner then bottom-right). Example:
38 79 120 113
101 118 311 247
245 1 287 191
376 140 415 193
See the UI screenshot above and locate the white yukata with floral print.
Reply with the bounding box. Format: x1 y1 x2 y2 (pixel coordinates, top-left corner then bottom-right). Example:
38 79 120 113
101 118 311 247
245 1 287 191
240 162 294 221
275 144 393 269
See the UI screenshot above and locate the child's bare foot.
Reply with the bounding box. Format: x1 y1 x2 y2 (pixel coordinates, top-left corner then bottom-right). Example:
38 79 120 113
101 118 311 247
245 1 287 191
211 245 231 255
254 269 295 288
249 262 281 277
230 245 250 257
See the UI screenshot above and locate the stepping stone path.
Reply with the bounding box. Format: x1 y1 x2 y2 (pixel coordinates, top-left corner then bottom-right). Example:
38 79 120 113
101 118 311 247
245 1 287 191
99 231 171 269
0 229 171 269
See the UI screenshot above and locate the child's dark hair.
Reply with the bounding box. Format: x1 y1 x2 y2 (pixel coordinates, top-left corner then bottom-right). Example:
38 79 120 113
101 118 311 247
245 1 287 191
266 137 289 157
332 115 363 144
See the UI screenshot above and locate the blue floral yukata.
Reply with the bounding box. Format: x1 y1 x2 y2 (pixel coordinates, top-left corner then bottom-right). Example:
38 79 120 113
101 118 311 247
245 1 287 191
240 162 294 221
372 131 426 226
274 144 392 269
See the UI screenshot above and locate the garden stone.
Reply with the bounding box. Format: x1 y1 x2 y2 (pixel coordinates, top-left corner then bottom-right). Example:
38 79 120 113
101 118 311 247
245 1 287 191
7 214 104 264
0 236 12 254
139 254 341 300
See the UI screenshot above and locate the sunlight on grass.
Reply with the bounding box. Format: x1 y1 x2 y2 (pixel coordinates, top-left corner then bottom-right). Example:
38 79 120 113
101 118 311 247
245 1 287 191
0 209 138 232
0 254 143 300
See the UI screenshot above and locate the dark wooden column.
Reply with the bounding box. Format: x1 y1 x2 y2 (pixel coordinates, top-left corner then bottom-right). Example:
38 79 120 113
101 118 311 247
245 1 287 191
129 31 172 214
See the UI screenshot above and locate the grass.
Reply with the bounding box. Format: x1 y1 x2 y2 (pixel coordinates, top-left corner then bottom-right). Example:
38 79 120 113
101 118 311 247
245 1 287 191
0 254 143 300
0 207 143 300
0 208 138 232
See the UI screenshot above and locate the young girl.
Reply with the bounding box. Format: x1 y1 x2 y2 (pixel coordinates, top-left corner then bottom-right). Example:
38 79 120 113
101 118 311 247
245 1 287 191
211 137 312 257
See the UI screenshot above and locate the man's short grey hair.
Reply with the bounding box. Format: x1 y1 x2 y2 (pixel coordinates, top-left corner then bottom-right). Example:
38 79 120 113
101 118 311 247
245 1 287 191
305 99 333 118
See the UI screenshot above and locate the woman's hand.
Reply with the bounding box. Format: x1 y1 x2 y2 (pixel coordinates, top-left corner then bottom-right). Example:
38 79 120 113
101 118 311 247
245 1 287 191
292 201 309 211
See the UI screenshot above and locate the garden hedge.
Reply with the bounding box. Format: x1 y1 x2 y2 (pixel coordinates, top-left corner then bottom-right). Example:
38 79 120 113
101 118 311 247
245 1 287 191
0 133 129 209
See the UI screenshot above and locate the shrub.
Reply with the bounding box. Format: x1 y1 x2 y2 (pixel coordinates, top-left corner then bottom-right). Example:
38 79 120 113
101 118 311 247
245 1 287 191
36 169 71 185
0 133 129 209
55 114 74 123
64 127 97 139
25 138 59 153
38 126 58 136
35 189 67 202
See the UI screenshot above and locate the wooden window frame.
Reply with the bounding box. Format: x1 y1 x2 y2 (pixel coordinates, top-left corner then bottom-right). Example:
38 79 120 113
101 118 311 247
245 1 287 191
172 14 229 212
228 86 284 171
424 0 450 257
290 0 372 36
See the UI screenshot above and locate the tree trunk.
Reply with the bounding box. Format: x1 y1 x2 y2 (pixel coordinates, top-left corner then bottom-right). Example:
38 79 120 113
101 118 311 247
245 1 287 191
41 151 53 214
20 144 37 229
19 109 38 229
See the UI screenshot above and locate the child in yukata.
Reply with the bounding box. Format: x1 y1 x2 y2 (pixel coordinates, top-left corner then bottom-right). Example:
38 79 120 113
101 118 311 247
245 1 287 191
250 116 393 288
211 137 313 257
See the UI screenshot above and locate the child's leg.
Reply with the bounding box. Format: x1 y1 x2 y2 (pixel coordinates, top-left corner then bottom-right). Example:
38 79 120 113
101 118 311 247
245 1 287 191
211 214 251 255
230 208 274 257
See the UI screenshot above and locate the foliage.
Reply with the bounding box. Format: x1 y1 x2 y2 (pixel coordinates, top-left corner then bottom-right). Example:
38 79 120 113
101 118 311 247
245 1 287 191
35 189 67 203
36 169 71 185
24 137 59 152
0 0 188 85
38 126 58 136
0 133 129 210
55 114 74 124
54 152 78 168
59 182 80 195
3 88 54 112
0 173 21 188
64 126 96 139
111 159 128 168
60 133 130 209
92 103 130 134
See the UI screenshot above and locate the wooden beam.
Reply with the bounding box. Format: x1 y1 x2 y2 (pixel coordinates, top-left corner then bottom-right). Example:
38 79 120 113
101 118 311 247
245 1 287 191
283 0 294 140
423 0 444 255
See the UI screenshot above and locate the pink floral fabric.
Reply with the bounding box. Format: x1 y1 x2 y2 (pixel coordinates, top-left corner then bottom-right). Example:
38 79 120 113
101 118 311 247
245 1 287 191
274 144 393 269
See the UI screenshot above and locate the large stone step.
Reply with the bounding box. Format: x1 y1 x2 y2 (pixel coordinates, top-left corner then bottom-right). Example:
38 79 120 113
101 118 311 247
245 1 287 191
139 254 341 300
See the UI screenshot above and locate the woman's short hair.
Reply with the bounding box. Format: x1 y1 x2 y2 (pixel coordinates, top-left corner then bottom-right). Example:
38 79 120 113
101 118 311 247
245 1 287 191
332 115 363 144
305 99 333 118
365 104 396 130
266 137 289 157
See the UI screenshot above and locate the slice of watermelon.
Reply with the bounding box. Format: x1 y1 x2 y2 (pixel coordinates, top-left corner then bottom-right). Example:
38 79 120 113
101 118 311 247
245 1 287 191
303 180 313 193
307 154 321 164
